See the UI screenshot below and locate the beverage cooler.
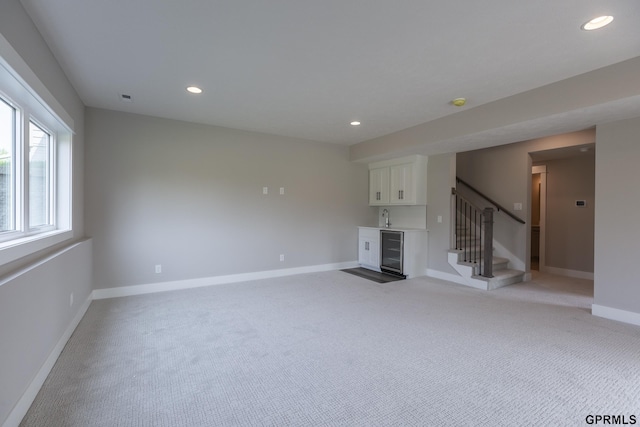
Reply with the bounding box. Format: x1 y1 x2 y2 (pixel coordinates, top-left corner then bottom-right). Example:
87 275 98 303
380 230 404 277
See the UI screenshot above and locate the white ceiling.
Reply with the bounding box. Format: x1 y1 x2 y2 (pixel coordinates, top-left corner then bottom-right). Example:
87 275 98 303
19 0 640 146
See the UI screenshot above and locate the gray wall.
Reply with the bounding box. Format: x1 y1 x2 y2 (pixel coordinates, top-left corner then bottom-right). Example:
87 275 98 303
537 154 595 273
594 116 640 313
425 153 458 274
0 1 88 425
456 130 595 271
0 242 92 425
85 108 376 289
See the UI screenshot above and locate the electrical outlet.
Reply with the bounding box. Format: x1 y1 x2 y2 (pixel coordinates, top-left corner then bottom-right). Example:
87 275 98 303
437 215 443 223
155 264 162 274
262 187 268 195
280 187 285 195
279 254 285 262
70 293 74 307
514 202 523 211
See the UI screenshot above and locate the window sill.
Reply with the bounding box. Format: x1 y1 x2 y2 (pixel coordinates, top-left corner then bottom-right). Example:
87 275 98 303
0 229 73 265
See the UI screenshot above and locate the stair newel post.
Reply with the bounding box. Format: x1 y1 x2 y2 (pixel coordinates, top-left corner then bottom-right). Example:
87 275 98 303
482 207 494 278
479 211 484 276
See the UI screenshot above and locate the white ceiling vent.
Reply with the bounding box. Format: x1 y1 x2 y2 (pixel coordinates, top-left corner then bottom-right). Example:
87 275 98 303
119 93 133 102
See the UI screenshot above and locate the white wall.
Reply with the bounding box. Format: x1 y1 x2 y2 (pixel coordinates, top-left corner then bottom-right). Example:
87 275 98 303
594 116 640 316
0 1 88 425
85 108 376 290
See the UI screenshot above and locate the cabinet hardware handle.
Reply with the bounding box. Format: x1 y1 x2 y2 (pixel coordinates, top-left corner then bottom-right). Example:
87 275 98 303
365 242 369 250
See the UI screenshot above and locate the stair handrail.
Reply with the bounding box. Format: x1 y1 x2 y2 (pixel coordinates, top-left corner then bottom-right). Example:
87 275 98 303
456 177 526 224
451 187 483 212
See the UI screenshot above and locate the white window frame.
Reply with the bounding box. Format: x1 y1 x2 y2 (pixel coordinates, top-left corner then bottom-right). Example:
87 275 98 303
27 118 56 232
0 34 73 265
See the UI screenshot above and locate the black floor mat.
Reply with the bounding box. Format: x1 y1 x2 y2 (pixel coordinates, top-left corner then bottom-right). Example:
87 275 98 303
341 268 405 283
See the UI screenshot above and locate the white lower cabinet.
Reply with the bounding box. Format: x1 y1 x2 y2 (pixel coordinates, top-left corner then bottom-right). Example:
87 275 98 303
358 227 380 271
400 229 428 278
358 227 428 278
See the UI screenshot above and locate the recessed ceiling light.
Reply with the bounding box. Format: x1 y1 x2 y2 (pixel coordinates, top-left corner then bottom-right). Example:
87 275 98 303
186 86 203 94
581 15 614 31
350 121 361 126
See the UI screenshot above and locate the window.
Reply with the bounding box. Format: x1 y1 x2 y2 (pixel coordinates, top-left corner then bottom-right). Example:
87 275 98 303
0 98 15 233
0 34 73 263
29 121 53 229
0 94 62 244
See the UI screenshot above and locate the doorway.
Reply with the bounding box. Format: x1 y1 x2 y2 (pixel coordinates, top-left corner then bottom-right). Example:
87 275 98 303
529 144 595 279
530 166 546 271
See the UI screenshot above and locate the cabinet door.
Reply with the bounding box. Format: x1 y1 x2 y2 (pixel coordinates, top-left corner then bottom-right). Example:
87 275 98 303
359 229 381 270
368 237 380 268
359 237 379 268
358 237 370 266
369 167 389 205
390 163 415 204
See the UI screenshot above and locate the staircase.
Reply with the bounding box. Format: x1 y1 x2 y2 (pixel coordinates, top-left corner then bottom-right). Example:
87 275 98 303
447 249 525 290
449 182 526 290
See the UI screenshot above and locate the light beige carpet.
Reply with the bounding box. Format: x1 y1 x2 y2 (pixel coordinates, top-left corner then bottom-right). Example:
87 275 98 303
20 271 640 426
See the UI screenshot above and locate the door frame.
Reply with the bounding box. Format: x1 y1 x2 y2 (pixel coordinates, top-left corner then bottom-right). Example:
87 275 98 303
532 165 547 271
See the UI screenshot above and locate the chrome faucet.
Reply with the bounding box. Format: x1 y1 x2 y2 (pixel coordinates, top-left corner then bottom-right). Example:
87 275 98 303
382 209 390 228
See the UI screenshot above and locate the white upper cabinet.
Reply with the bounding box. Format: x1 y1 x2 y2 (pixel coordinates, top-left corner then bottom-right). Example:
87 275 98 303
368 155 427 206
390 162 415 204
369 167 390 205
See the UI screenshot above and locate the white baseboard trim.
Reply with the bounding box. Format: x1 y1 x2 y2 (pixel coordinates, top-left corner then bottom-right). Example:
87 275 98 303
425 269 467 285
3 294 92 427
541 266 594 280
93 261 359 300
592 304 640 327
